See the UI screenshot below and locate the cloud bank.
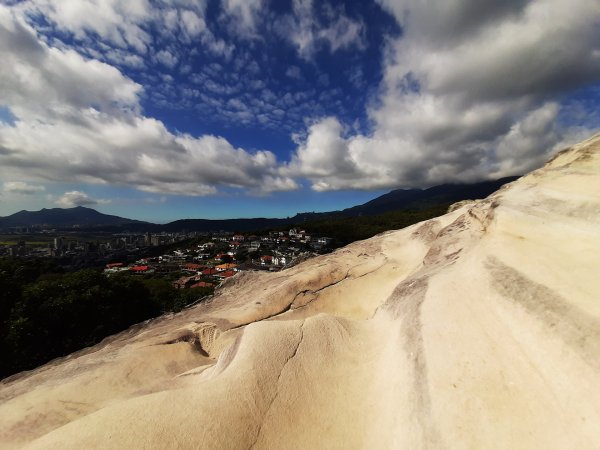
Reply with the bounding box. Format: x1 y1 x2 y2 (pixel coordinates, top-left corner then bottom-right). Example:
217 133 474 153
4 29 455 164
0 0 599 202
289 0 600 190
0 4 297 196
3 181 45 195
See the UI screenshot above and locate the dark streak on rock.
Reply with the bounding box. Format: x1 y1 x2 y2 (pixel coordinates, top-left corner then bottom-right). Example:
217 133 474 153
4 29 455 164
381 277 443 449
487 257 600 371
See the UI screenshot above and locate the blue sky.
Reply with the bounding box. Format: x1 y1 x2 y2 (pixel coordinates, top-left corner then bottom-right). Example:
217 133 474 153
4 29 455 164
0 0 599 222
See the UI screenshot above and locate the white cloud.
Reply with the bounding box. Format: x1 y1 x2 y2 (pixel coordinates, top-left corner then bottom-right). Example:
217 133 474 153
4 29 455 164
0 4 298 197
316 4 366 54
55 190 110 207
0 108 298 196
155 49 178 68
221 0 264 35
17 0 216 73
5 0 599 200
288 0 600 190
281 0 366 60
380 0 600 103
3 181 45 195
288 118 359 180
23 0 153 53
103 49 145 69
492 103 561 177
0 6 141 122
198 30 235 59
180 9 206 37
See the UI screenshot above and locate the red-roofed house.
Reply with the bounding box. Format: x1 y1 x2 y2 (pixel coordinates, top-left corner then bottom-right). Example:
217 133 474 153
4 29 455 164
260 255 273 266
182 263 206 273
215 270 235 280
129 265 151 273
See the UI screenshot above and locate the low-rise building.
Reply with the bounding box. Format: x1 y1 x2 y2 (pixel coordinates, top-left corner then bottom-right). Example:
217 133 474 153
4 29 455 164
272 256 288 266
215 270 236 280
173 276 197 289
202 267 219 276
182 263 206 273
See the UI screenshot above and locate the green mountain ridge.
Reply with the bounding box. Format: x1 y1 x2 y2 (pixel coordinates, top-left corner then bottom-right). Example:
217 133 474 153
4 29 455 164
0 177 519 231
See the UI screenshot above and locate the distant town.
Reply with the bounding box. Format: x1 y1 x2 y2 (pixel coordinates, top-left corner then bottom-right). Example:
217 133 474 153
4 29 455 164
0 228 334 291
0 175 514 293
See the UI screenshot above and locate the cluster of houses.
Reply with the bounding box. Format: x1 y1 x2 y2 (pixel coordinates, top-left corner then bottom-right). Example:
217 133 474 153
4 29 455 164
209 229 333 256
102 228 334 291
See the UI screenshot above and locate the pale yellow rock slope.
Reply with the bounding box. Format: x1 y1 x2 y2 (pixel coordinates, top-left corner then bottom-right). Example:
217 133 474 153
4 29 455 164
1 133 600 449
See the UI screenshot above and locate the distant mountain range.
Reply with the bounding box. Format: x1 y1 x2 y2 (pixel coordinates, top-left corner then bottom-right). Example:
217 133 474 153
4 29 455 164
336 176 519 217
0 206 147 229
0 177 519 232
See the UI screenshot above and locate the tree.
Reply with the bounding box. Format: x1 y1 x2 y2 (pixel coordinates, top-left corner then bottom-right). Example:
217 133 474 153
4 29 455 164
1 269 159 378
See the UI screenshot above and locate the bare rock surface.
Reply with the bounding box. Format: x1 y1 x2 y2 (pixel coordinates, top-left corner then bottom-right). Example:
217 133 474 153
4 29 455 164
1 133 600 449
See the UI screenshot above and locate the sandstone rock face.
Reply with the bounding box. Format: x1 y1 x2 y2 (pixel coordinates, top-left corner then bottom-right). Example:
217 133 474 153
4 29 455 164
1 133 600 449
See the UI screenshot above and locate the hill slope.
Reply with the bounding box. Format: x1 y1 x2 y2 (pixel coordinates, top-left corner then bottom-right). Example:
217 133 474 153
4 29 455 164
339 176 519 216
1 134 599 449
0 206 146 228
159 177 519 232
0 178 517 232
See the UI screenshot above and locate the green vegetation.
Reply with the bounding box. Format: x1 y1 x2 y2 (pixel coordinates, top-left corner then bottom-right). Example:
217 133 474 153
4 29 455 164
0 258 212 379
0 205 449 380
296 205 450 247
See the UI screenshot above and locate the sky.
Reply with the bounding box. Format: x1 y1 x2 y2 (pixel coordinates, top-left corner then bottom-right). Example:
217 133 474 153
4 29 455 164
0 0 599 223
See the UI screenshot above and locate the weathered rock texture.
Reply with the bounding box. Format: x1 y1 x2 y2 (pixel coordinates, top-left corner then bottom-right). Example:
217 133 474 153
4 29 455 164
1 133 600 449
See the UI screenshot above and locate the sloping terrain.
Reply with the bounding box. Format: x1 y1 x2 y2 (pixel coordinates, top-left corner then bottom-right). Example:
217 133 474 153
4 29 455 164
0 177 516 233
1 133 599 449
0 206 147 228
338 176 519 216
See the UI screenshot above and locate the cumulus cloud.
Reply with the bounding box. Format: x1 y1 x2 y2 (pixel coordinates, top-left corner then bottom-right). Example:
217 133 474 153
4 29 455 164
3 0 599 201
3 181 45 195
0 4 298 197
55 191 110 207
0 108 298 196
0 6 141 121
288 0 600 190
289 118 359 180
